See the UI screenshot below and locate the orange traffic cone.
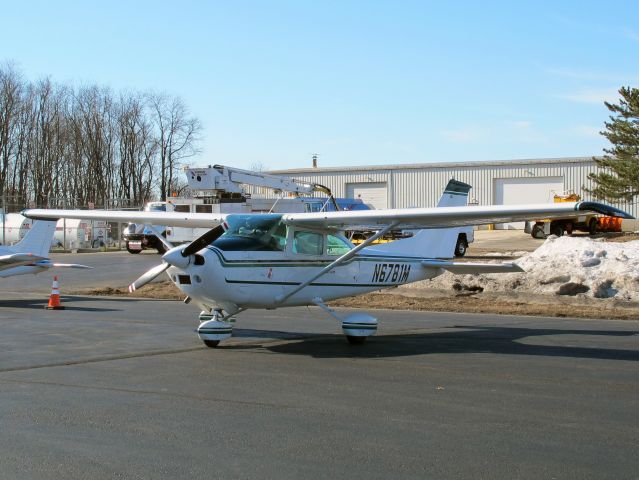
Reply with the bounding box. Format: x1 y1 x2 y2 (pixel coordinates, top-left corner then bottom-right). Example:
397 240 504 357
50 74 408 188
45 276 65 310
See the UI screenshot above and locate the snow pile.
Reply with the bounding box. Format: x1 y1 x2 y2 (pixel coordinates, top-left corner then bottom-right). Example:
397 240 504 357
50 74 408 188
408 236 639 301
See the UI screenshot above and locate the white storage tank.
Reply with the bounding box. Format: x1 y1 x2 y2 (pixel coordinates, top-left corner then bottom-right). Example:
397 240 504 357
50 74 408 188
0 213 33 245
54 218 92 249
0 214 95 249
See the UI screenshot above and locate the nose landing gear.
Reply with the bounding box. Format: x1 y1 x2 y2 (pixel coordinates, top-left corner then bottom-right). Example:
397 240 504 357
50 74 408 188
197 310 233 348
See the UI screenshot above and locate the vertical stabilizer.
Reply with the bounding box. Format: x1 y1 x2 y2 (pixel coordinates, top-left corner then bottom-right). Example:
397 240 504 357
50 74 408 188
367 179 472 258
436 179 473 208
11 220 57 257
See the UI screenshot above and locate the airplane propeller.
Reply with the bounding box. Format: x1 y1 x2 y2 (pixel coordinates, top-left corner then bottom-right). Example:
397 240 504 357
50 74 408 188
128 224 226 292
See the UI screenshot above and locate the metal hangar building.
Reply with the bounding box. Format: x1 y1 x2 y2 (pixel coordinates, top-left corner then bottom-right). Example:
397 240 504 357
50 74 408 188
270 156 638 229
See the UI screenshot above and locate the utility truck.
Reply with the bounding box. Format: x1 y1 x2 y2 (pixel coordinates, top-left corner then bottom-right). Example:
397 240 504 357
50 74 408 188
123 165 360 253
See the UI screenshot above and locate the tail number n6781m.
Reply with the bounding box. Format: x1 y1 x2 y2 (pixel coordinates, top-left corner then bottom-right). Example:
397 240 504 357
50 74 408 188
371 263 411 283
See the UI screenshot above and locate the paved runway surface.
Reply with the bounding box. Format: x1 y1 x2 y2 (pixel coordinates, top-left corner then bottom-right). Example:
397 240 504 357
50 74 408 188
0 291 638 479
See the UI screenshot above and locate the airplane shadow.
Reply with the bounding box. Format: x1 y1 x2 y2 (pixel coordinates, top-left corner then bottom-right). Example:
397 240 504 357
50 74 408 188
225 325 639 362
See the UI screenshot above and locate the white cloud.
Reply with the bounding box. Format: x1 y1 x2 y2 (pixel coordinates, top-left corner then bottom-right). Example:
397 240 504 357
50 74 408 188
512 120 532 129
570 125 602 138
545 67 639 84
557 87 620 104
623 28 639 42
439 121 548 145
439 127 484 142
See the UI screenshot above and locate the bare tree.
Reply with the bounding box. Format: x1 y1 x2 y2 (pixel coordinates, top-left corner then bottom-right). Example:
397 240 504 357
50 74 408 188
0 63 202 210
116 92 157 204
148 93 201 200
0 62 24 198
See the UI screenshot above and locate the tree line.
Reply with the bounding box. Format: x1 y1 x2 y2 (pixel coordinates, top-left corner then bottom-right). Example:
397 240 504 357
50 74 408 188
0 62 201 212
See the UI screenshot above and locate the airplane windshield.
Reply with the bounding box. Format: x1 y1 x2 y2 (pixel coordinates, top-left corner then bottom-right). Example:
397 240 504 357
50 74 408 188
213 214 287 251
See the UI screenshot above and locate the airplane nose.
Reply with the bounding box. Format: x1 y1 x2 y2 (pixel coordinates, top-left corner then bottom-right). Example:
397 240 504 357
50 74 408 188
162 246 191 269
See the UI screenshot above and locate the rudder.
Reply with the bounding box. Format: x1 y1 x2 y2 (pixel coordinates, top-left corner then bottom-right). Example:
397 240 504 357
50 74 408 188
11 219 57 257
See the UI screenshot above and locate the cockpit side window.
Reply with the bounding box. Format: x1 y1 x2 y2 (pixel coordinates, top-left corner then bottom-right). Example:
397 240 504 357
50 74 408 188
213 214 287 251
326 234 351 256
293 231 323 255
270 221 288 251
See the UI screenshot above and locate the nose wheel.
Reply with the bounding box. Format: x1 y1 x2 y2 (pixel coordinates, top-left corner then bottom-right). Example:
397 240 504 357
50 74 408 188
197 310 233 348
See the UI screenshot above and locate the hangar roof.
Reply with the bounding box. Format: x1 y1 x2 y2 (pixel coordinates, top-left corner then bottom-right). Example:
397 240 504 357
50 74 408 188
269 156 595 174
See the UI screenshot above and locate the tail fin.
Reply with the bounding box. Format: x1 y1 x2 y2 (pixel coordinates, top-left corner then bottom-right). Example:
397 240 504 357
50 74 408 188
436 179 472 207
11 219 57 258
367 179 471 258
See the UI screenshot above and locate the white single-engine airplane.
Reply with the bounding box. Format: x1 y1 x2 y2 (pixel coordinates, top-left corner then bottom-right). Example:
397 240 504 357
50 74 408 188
24 181 633 346
0 220 91 278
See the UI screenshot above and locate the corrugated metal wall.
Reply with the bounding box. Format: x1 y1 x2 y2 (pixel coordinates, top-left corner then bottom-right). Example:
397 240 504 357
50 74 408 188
254 158 637 217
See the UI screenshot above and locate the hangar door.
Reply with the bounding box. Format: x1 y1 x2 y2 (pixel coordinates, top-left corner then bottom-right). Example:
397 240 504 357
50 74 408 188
494 176 564 229
346 182 388 209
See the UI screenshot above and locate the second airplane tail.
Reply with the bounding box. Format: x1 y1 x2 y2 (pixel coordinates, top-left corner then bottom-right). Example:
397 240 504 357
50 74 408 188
11 220 57 257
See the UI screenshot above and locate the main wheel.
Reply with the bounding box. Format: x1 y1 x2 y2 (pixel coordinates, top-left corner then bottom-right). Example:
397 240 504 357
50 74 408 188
550 223 563 237
126 246 141 254
531 224 546 239
454 237 468 257
203 339 220 348
588 218 598 235
346 335 367 345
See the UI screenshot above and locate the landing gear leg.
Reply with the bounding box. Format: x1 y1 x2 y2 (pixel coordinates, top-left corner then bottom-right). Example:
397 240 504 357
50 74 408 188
312 297 378 345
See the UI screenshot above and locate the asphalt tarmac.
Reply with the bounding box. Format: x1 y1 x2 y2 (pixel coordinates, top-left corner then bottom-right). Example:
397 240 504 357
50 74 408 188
0 292 637 479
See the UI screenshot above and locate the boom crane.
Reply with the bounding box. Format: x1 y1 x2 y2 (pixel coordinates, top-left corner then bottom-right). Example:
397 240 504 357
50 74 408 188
122 164 346 254
185 165 340 211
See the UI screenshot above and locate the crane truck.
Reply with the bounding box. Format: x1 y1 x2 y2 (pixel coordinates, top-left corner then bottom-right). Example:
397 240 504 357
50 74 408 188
123 165 360 253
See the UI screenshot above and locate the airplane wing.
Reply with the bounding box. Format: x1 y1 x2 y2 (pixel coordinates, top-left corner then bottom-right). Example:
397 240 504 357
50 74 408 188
22 209 226 228
280 201 633 230
23 201 633 231
0 253 47 271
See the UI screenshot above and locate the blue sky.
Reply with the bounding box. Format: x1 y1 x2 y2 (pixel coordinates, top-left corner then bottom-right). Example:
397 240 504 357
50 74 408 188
1 1 638 170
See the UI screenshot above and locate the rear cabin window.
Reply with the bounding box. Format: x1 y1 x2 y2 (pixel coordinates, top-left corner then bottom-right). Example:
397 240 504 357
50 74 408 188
293 231 323 256
326 235 351 256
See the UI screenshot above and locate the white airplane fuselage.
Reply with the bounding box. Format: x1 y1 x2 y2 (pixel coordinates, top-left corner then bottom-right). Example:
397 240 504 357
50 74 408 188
167 245 440 311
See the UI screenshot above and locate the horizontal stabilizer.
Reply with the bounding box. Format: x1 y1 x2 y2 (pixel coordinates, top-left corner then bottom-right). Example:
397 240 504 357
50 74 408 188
0 253 47 271
50 263 94 269
421 260 524 274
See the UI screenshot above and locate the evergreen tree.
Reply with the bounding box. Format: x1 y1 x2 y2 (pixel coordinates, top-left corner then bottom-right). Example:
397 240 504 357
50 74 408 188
586 87 639 202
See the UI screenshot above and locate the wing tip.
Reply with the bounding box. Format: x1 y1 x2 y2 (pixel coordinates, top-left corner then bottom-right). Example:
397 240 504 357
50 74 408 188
576 201 635 219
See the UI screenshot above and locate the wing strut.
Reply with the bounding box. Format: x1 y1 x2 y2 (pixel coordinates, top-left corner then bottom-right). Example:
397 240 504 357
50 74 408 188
274 222 399 305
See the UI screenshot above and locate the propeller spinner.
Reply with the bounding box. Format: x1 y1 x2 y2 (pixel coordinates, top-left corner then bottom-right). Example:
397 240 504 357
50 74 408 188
127 224 226 292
